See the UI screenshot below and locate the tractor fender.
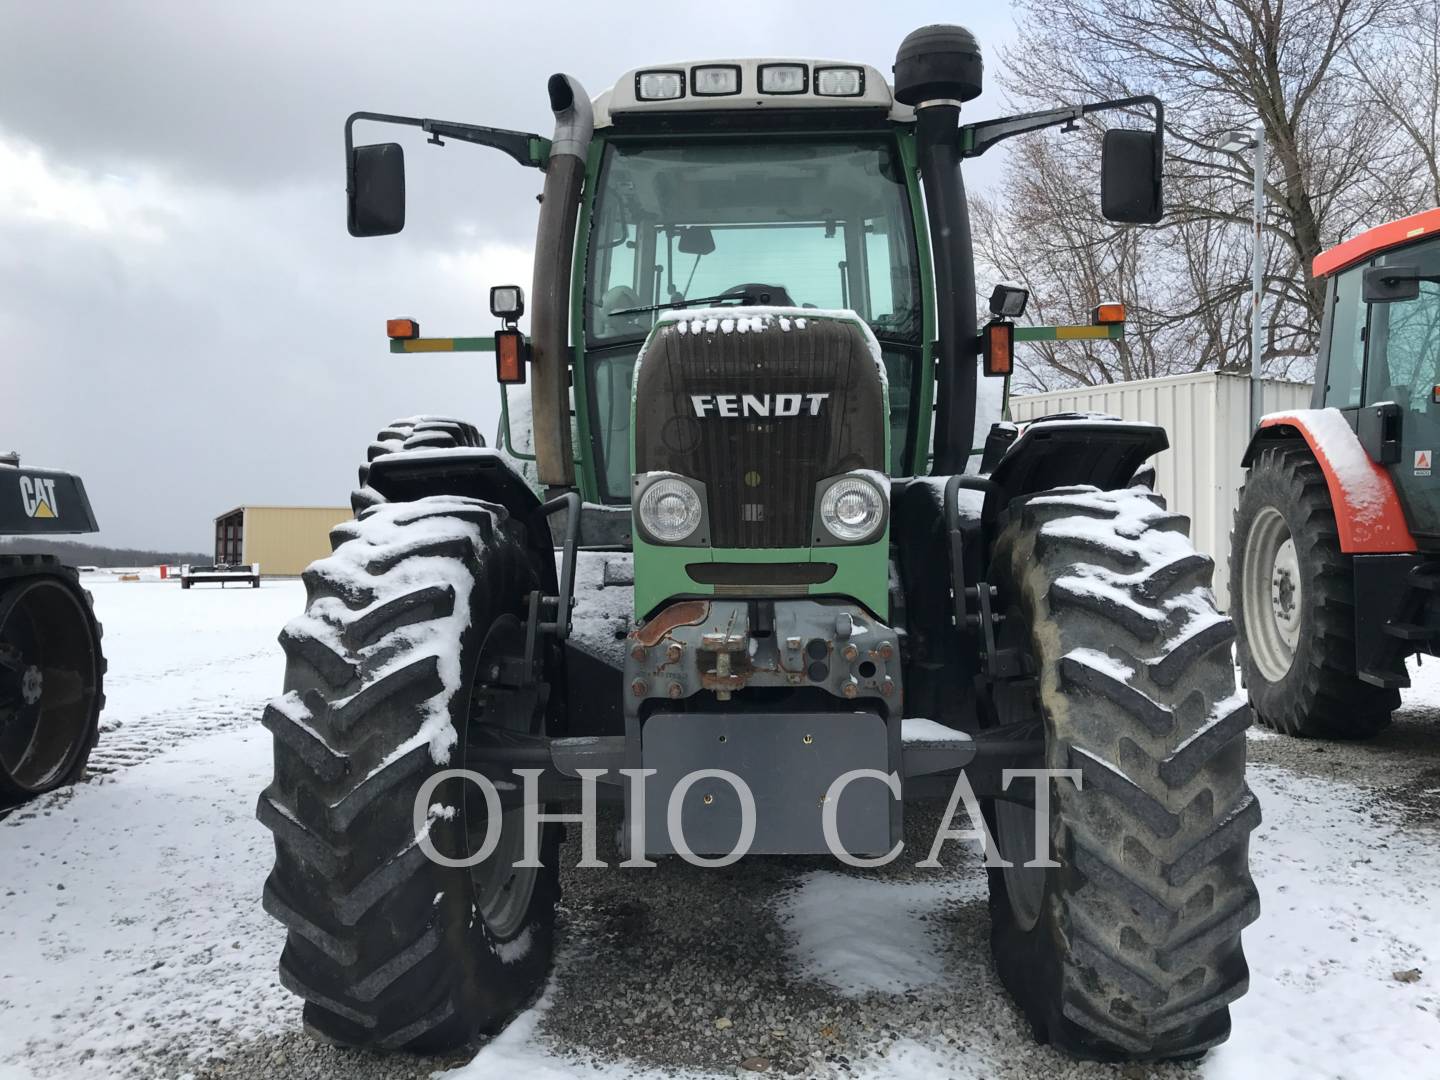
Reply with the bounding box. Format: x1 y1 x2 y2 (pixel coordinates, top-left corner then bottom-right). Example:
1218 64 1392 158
366 447 559 587
989 414 1168 498
1241 408 1415 553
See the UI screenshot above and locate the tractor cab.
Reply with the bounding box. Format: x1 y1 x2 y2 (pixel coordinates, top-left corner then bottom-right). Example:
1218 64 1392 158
348 32 1166 516
1312 210 1440 537
581 102 928 492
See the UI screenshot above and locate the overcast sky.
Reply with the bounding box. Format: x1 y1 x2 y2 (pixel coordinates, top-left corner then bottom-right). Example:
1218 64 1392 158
0 2 1019 550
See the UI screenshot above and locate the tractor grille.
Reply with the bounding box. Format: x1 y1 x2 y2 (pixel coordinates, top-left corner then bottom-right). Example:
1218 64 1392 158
633 314 886 548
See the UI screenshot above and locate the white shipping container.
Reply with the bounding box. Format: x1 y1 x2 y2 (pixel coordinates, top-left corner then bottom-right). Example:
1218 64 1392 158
1010 371 1313 609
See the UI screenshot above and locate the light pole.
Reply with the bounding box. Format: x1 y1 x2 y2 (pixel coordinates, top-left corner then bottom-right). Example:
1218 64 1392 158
1217 126 1267 429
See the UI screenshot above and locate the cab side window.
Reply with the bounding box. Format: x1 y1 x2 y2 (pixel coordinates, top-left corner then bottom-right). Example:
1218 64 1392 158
1365 244 1440 412
1323 265 1368 409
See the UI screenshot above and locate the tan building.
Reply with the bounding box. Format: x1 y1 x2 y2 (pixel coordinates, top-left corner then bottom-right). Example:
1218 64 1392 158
212 506 350 577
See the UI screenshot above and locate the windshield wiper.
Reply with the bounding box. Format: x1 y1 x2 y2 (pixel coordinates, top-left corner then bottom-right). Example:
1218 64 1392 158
609 291 754 318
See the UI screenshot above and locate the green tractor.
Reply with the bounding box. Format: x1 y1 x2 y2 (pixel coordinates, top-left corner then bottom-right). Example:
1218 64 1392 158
258 25 1259 1063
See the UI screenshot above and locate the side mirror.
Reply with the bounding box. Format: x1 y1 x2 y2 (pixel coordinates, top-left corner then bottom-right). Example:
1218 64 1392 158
1101 129 1163 225
1364 265 1422 304
348 143 406 237
677 226 716 256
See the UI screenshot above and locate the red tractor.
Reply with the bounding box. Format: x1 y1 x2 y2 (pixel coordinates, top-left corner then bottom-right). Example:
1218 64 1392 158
1232 207 1440 736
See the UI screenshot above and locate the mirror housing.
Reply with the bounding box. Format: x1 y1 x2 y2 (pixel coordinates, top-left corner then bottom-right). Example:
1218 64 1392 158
348 143 406 237
677 226 716 256
1364 264 1423 304
1101 129 1163 225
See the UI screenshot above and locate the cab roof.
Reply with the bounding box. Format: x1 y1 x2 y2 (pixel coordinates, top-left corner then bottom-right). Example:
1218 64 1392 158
1313 207 1440 278
592 58 911 128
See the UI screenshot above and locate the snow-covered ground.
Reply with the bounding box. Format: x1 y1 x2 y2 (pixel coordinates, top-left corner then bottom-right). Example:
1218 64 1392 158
0 579 298 1079
1 579 1437 1079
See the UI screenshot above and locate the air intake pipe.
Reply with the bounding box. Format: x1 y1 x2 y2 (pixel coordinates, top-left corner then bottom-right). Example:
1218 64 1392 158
894 25 984 475
530 73 593 489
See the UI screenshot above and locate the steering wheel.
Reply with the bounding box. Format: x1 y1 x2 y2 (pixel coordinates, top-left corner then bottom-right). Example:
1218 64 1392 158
719 282 796 307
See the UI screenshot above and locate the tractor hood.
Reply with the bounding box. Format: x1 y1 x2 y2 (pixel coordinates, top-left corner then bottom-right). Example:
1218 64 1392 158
631 308 889 550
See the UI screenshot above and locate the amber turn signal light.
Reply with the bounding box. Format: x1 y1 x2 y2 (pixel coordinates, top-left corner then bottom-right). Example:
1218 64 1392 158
983 320 1014 377
1092 302 1126 325
386 317 420 340
495 329 527 384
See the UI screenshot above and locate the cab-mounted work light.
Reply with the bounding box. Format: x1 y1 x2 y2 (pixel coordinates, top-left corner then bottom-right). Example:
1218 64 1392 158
490 285 525 320
692 65 741 96
988 284 1030 319
758 64 807 94
815 66 864 97
636 70 685 100
491 283 527 383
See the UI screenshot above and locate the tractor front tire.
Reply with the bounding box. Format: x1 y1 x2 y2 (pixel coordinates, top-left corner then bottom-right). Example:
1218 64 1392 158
985 485 1259 1061
1231 445 1397 737
257 494 559 1051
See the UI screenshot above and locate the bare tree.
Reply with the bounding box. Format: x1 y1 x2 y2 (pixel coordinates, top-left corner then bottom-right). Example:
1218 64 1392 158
1345 0 1440 207
984 0 1418 390
974 133 1257 390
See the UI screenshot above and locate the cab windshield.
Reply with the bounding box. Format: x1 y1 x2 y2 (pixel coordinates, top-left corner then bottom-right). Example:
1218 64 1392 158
583 136 923 500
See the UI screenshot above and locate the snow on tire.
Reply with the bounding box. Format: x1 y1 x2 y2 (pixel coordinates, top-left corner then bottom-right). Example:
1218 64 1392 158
351 415 485 516
256 495 559 1051
985 485 1259 1061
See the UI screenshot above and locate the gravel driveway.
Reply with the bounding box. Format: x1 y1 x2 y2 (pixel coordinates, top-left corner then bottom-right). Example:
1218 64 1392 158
168 803 1184 1080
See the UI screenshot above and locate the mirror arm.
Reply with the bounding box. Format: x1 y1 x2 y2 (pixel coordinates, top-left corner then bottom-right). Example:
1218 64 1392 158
962 94 1164 159
344 111 548 185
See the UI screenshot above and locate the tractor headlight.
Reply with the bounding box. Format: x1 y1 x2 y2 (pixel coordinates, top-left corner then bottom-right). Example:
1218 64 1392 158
637 477 704 543
818 475 886 543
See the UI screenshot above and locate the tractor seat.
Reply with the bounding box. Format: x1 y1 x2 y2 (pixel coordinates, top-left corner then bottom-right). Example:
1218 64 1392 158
601 286 648 337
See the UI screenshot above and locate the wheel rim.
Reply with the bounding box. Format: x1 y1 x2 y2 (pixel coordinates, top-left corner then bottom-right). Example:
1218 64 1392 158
471 803 538 941
1243 506 1302 682
0 578 99 794
466 615 542 942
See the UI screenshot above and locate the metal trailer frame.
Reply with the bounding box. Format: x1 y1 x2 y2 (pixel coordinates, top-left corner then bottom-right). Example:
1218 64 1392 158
179 563 261 589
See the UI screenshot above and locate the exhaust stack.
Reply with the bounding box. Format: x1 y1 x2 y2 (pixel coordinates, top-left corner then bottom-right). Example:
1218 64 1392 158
530 74 593 489
894 25 984 475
